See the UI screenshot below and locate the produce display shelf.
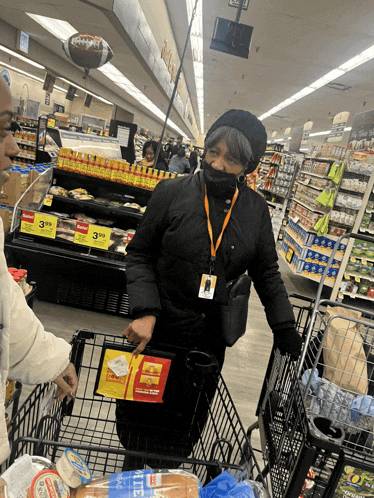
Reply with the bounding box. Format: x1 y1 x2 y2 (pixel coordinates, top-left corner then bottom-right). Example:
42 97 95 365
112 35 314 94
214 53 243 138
349 255 374 263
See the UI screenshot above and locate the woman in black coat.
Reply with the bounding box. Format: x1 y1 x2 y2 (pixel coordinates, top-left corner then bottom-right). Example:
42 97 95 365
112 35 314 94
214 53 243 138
116 109 301 468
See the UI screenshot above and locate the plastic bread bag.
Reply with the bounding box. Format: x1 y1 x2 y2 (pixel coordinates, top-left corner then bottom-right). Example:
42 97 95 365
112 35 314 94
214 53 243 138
71 470 201 498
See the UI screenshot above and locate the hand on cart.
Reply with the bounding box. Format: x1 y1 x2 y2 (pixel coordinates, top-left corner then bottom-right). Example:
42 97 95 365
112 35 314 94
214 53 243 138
273 326 302 360
123 315 156 355
54 362 78 401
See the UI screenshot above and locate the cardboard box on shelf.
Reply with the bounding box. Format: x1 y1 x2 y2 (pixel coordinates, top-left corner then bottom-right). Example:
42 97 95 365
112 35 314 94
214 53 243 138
0 205 9 233
55 113 70 126
1 171 22 206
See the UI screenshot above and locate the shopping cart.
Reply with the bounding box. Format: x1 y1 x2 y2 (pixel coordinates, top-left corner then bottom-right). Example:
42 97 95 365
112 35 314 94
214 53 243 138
6 330 266 488
253 232 374 498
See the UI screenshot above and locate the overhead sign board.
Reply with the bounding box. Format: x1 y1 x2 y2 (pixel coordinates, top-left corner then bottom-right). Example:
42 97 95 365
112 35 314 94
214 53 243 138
19 31 29 54
229 0 249 9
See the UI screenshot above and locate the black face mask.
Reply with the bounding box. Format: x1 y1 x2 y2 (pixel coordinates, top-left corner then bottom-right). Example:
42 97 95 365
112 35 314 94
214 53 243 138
203 161 241 198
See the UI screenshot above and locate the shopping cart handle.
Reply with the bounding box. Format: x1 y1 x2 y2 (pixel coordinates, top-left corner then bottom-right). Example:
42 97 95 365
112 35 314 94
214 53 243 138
345 232 374 243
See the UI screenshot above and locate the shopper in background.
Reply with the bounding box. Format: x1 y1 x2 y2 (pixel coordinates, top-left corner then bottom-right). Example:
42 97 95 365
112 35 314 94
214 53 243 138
188 148 199 174
168 147 190 174
117 108 301 468
140 140 167 171
0 76 78 465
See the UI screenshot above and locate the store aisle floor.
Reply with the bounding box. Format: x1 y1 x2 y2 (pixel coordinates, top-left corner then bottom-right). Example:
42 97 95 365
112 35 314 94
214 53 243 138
30 254 322 434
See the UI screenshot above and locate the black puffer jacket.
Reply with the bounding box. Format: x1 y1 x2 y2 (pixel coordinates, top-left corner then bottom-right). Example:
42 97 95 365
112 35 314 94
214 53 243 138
126 170 295 351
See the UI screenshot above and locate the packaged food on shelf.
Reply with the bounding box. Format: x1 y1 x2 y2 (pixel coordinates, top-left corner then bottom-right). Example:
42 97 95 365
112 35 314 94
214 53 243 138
72 214 97 224
49 186 68 197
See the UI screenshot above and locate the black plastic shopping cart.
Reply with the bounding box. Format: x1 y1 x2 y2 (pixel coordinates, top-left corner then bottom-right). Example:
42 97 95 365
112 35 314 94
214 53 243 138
6 329 266 488
252 233 374 498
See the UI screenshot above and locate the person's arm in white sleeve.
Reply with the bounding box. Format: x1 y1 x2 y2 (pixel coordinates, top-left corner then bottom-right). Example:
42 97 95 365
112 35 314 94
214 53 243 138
7 276 77 397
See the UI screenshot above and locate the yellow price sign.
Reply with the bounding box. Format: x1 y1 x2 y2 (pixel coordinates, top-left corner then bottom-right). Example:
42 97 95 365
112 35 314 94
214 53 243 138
20 211 57 239
43 194 53 206
74 222 111 250
355 276 361 283
344 274 350 280
350 257 356 263
362 259 368 265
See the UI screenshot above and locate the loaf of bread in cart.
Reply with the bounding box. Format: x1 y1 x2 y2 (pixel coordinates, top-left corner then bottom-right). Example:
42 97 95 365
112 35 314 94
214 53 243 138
71 470 199 498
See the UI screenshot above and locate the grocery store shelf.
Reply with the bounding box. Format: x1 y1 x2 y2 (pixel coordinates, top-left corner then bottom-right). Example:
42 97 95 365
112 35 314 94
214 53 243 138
279 250 334 287
344 272 374 282
299 171 330 179
48 195 143 221
267 201 284 208
16 152 36 161
295 181 324 192
304 157 334 162
293 197 329 215
285 227 343 260
15 139 36 147
341 291 374 302
360 228 374 235
8 236 126 269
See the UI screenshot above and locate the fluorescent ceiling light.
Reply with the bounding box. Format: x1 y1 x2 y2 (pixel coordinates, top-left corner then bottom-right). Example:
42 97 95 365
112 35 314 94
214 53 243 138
0 61 44 84
0 45 45 69
26 13 77 41
27 14 189 138
186 0 204 134
260 42 374 121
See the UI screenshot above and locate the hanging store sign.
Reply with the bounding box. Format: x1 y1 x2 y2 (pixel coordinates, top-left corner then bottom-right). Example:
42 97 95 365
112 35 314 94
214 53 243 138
289 126 303 153
19 31 29 54
229 0 249 9
348 109 374 151
160 39 182 93
74 221 111 250
327 111 349 143
301 121 313 145
20 211 57 239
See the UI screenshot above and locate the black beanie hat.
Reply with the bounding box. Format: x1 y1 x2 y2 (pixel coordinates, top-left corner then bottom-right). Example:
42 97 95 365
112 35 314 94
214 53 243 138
205 109 267 173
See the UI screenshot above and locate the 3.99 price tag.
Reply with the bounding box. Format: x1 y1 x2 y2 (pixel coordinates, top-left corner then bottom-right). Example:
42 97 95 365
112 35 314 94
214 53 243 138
20 211 57 239
74 222 111 250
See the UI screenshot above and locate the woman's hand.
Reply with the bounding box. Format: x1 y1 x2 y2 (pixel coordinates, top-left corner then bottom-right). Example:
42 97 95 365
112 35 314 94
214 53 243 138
124 316 156 355
54 362 78 402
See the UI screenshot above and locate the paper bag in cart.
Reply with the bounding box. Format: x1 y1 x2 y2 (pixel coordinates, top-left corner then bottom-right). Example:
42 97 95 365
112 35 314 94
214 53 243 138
323 306 368 395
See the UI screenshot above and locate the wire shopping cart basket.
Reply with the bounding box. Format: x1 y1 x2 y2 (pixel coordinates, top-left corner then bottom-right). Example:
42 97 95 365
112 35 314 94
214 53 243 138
254 233 374 498
7 329 266 488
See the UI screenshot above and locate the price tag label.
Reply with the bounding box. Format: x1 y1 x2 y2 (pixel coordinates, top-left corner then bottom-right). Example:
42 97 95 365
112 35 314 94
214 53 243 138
74 222 111 250
43 194 53 206
338 292 344 300
344 274 350 280
350 257 356 263
362 259 368 265
355 276 361 283
20 211 57 239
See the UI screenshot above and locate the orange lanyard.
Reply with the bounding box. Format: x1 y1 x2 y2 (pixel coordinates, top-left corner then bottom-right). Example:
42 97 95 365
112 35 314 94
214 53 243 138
204 185 239 273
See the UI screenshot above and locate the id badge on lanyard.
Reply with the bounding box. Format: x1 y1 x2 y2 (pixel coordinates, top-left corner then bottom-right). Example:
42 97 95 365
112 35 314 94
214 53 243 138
198 185 239 300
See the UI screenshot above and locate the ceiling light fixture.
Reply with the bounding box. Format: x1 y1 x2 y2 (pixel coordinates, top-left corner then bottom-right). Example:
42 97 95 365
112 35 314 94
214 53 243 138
0 45 45 69
259 43 374 121
186 0 204 134
26 13 77 42
27 13 188 138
